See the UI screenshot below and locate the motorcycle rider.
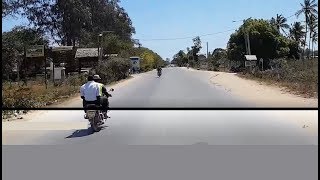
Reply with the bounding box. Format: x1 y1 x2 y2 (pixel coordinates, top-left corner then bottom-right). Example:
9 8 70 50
157 66 162 75
93 74 111 118
80 75 101 118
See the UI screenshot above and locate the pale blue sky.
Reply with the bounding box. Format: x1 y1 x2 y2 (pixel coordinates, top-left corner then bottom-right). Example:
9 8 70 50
2 0 313 59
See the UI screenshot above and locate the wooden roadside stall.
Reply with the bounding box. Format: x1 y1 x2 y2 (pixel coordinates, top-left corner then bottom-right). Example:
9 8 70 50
75 48 99 74
50 46 77 77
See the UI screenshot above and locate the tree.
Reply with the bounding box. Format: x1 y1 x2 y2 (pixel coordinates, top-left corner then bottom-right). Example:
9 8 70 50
140 51 155 71
2 0 38 18
6 0 135 47
212 48 227 60
296 0 318 55
270 14 290 35
288 22 305 59
96 57 131 83
288 40 302 59
172 50 188 67
2 26 49 80
289 22 305 45
191 36 202 63
308 13 318 58
118 46 164 71
100 34 133 55
207 48 227 71
227 19 291 68
311 31 318 58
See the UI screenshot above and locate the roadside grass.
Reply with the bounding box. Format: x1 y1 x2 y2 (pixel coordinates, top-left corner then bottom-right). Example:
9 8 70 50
2 57 134 120
2 74 85 119
2 74 133 120
239 59 318 98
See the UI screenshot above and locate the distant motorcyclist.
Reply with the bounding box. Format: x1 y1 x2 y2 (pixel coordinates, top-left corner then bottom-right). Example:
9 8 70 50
93 74 111 118
80 75 101 116
157 66 162 73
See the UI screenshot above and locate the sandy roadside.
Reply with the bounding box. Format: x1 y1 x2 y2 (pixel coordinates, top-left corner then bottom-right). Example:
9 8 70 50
2 74 142 123
2 74 142 143
185 68 318 107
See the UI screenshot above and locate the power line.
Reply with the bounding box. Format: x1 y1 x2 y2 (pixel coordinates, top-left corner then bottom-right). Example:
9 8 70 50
286 14 296 19
137 13 298 42
138 28 237 41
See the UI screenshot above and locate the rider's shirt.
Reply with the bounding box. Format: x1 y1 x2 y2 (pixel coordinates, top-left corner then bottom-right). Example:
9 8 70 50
96 82 107 96
80 81 100 101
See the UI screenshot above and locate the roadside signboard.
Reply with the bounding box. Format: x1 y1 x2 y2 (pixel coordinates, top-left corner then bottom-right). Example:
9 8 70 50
25 45 47 88
244 55 257 67
245 60 257 67
26 45 45 57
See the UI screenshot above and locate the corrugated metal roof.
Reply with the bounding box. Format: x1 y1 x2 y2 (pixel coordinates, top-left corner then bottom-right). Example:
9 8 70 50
52 46 74 52
245 55 257 61
75 48 98 58
105 54 118 57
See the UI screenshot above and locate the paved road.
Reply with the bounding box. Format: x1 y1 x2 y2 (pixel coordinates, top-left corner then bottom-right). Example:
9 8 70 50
108 67 250 107
2 68 318 145
1 68 318 180
2 110 317 145
57 67 252 108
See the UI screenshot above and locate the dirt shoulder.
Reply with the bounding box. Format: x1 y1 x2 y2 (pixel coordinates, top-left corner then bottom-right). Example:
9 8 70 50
212 72 318 107
3 75 139 122
185 68 318 107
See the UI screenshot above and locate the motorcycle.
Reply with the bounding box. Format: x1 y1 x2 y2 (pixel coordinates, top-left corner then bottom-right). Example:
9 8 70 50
157 69 162 77
85 88 114 132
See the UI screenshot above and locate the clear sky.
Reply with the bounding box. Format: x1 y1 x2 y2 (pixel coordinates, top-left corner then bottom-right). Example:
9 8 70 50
2 0 315 59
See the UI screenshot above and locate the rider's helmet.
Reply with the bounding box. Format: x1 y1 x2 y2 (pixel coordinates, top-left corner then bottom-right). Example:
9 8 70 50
93 74 102 82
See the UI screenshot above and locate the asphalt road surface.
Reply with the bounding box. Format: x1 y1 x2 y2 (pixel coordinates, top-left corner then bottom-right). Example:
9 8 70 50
2 68 318 180
64 67 252 108
2 110 317 145
2 68 318 145
111 68 253 107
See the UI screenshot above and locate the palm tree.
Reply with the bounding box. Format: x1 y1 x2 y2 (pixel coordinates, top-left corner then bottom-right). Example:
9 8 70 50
311 32 318 58
271 14 290 35
296 0 318 58
308 14 318 58
289 22 305 46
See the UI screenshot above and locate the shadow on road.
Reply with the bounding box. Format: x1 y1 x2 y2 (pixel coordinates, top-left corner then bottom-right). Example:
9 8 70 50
65 126 108 138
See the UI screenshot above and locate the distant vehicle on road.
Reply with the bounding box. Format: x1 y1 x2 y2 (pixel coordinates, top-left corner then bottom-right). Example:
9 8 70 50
130 56 141 73
168 64 176 67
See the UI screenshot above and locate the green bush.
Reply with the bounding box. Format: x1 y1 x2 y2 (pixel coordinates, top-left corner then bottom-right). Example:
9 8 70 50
96 58 132 84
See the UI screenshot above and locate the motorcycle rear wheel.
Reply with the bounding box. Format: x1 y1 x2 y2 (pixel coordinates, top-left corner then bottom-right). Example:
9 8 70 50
91 116 101 132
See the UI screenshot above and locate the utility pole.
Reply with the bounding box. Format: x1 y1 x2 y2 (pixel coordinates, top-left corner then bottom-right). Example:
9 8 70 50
237 19 251 55
244 33 248 54
206 42 209 58
98 34 102 61
243 19 251 55
247 32 251 55
44 48 47 89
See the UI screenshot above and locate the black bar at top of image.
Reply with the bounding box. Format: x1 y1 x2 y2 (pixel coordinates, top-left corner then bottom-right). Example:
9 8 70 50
1 107 318 110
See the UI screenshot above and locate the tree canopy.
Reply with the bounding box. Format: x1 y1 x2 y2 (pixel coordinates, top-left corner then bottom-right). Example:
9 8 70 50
227 19 301 63
3 0 135 47
2 26 49 79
